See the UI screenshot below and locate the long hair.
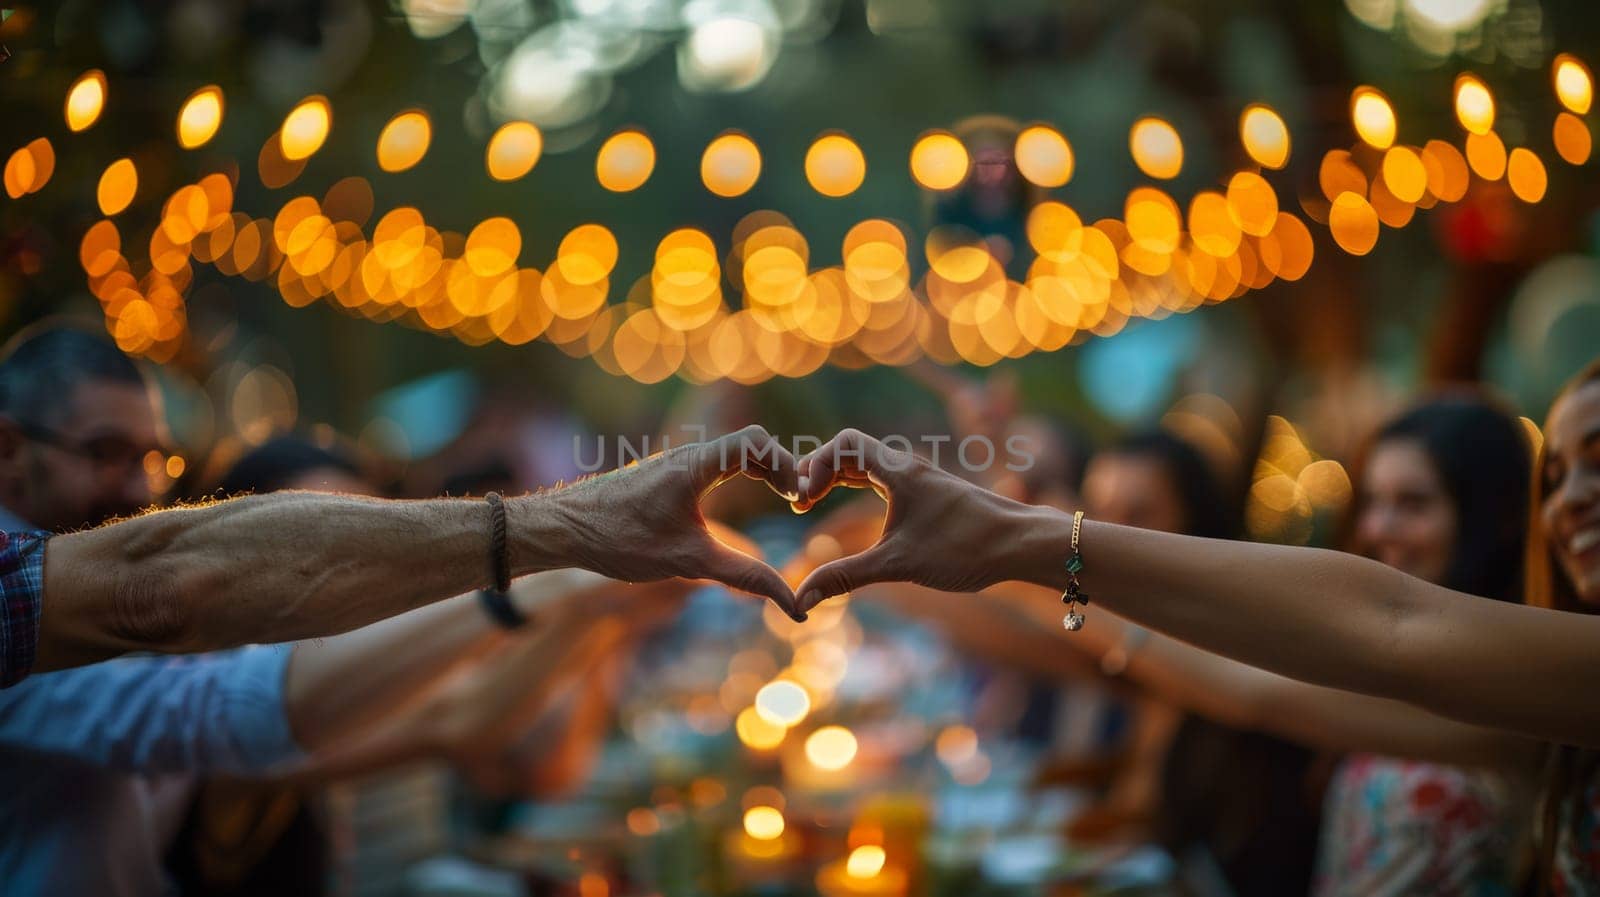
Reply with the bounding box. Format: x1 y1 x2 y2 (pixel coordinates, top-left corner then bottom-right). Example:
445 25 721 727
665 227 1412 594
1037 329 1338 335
1526 358 1600 613
1353 393 1532 603
1103 429 1236 540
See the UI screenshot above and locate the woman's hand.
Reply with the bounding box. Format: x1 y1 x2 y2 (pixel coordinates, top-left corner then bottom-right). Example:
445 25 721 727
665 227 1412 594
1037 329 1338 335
791 428 1042 614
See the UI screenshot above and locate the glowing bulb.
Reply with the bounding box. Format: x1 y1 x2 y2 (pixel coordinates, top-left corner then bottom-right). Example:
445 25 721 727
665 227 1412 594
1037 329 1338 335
804 726 858 770
1014 125 1074 188
486 121 543 181
846 845 887 879
177 86 224 149
97 158 138 216
596 130 656 192
1381 146 1427 203
909 132 969 191
1453 74 1494 135
1555 54 1593 115
65 70 107 132
754 680 810 726
280 96 331 161
1239 104 1290 169
735 706 787 750
377 110 432 173
1350 87 1396 150
805 134 866 197
701 132 761 198
1129 117 1183 179
1506 148 1547 203
743 806 785 841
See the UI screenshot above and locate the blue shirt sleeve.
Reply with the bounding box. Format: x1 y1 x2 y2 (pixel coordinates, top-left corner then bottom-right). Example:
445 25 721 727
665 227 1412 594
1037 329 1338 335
0 645 305 776
0 531 49 688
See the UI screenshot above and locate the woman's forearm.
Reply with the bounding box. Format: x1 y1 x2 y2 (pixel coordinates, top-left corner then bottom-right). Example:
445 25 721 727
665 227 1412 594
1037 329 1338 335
999 506 1600 748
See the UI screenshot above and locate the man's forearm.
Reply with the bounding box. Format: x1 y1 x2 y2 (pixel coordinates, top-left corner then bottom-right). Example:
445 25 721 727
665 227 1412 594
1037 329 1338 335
35 490 575 670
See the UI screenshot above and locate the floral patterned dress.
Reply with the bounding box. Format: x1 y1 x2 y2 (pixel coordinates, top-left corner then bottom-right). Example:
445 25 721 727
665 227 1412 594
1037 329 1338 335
1551 761 1600 896
1313 753 1520 897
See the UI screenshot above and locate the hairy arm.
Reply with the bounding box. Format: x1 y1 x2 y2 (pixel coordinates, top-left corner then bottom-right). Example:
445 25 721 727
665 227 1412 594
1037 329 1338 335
31 425 802 673
35 492 570 670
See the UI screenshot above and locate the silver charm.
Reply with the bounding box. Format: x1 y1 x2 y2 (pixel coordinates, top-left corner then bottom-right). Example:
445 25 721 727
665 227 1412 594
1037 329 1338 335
1062 611 1085 631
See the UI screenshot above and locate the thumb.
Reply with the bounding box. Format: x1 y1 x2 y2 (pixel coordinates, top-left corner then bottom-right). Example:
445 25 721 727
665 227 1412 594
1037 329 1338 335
794 543 896 615
700 540 804 622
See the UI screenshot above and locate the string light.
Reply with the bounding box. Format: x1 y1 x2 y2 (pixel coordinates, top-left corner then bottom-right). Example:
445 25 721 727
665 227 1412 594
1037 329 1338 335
65 70 107 132
1129 117 1183 179
1350 87 1397 149
177 86 225 150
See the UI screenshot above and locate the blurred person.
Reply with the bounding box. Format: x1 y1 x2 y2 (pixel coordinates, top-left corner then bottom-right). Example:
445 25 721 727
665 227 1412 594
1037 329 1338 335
0 327 804 686
785 359 1600 892
1080 432 1323 897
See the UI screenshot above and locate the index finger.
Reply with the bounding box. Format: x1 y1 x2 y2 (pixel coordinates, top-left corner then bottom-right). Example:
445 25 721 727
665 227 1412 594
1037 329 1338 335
794 428 907 511
695 425 800 501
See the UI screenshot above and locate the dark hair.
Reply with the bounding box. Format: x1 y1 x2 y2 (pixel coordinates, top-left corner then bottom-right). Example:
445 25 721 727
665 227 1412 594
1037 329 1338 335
1529 358 1600 614
1102 429 1235 539
0 320 146 428
1366 394 1530 603
217 435 365 497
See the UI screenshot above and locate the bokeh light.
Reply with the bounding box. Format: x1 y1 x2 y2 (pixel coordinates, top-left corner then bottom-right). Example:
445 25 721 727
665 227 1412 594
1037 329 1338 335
1466 130 1507 180
1553 113 1592 165
3 139 53 199
1350 87 1397 149
754 680 810 726
846 845 887 879
65 69 107 132
804 725 859 770
377 110 432 173
1129 117 1183 179
1506 148 1547 203
486 121 543 181
280 96 332 161
1239 104 1290 169
97 158 138 216
743 806 785 841
909 132 970 191
805 134 866 197
1381 146 1427 203
596 129 656 192
1014 124 1074 187
1453 74 1494 135
177 86 224 150
701 132 762 197
1554 54 1594 115
1329 192 1379 255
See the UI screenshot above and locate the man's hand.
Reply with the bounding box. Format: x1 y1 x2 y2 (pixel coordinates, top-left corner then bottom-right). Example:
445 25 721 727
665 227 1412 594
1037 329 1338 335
790 428 1035 614
539 425 805 619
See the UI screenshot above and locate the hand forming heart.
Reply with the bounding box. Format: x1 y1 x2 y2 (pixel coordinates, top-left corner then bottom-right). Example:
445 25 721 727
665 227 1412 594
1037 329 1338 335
787 428 1038 615
547 425 808 619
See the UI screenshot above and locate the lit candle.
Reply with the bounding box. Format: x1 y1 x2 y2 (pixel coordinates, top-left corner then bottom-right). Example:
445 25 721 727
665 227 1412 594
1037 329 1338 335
725 805 799 884
816 846 909 897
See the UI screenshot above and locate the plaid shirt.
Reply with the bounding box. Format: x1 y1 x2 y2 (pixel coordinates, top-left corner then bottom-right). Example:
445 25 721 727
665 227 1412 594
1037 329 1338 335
0 530 49 688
